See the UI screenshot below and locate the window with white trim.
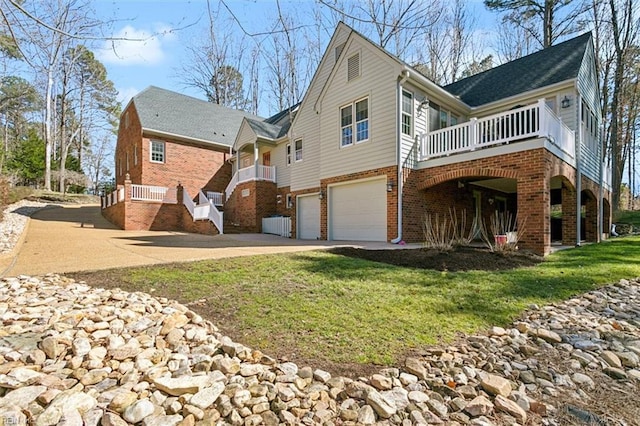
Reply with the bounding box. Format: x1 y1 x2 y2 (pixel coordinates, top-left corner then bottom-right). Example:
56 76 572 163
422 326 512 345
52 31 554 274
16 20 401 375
126 152 129 171
294 139 303 162
286 143 291 166
401 90 413 136
340 98 369 147
150 140 165 163
133 144 138 165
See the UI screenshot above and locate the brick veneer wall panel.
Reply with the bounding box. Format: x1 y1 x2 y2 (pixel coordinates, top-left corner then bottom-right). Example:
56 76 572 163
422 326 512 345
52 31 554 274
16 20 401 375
140 139 228 198
102 202 125 229
224 181 277 233
123 202 183 231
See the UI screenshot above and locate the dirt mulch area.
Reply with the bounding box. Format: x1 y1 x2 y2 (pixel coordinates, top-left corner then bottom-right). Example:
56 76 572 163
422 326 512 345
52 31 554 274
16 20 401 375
329 246 543 271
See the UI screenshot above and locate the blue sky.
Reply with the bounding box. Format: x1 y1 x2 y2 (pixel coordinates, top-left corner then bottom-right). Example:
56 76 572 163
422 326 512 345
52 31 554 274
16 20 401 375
93 0 496 114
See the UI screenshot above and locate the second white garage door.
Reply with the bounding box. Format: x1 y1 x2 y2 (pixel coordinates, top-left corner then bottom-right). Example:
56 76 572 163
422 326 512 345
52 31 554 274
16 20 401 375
329 178 387 241
297 194 320 239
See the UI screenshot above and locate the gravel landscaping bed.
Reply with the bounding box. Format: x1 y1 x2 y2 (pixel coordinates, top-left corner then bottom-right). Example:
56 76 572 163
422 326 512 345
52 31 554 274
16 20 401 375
1 274 639 425
0 200 48 254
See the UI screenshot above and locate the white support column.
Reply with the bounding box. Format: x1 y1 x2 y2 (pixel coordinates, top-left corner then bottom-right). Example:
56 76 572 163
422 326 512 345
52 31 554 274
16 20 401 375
537 98 547 135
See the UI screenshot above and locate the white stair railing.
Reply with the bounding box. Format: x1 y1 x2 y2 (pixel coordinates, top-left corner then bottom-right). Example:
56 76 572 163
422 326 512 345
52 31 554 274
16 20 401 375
206 191 224 206
225 165 277 200
182 189 224 234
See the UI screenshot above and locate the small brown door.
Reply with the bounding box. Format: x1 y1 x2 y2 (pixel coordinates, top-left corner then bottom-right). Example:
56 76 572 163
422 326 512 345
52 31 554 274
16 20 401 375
262 152 271 166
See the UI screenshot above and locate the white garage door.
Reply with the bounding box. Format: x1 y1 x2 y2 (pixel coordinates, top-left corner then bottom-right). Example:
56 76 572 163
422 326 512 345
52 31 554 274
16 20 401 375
297 195 320 239
329 178 387 241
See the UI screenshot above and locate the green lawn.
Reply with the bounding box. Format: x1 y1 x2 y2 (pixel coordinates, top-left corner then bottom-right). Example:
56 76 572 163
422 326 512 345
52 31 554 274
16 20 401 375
614 210 640 228
85 233 640 367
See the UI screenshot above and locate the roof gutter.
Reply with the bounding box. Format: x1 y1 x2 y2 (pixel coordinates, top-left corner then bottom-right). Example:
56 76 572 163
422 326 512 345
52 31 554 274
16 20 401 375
391 70 410 244
402 66 468 109
142 128 232 151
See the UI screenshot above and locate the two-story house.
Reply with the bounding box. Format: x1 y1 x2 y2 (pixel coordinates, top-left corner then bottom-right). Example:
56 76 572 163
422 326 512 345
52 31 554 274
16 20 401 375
104 22 611 256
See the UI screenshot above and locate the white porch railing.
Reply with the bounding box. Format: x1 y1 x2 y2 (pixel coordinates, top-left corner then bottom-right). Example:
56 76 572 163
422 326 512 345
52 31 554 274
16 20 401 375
262 216 291 237
419 99 575 160
131 184 177 203
102 187 125 209
225 164 276 200
206 191 224 206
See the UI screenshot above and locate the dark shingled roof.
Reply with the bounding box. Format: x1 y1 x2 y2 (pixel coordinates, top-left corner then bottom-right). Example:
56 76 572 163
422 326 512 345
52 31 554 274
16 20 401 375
132 86 261 147
443 33 592 107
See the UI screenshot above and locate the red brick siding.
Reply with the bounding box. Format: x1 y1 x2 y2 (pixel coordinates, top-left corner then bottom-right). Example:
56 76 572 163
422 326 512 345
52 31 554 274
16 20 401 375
114 102 230 197
224 181 277 233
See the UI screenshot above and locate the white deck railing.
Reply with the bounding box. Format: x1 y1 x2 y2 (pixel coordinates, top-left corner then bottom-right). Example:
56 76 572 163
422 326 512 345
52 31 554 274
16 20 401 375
225 164 276 200
262 216 291 238
206 191 224 206
131 184 177 203
420 99 575 160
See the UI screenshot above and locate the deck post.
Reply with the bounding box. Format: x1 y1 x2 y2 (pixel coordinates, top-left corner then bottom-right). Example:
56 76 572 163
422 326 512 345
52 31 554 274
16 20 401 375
470 118 478 151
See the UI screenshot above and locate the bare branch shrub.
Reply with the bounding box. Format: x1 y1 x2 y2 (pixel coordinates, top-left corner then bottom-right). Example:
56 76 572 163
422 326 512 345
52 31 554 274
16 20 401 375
423 208 474 250
479 211 528 252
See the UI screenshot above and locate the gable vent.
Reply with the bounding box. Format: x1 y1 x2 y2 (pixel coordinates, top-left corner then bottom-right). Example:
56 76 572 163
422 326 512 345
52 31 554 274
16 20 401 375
335 42 345 61
347 53 360 81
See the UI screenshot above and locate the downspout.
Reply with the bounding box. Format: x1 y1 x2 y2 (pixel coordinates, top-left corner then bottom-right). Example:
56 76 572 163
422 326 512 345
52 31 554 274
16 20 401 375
598 123 604 242
575 92 582 247
391 70 410 244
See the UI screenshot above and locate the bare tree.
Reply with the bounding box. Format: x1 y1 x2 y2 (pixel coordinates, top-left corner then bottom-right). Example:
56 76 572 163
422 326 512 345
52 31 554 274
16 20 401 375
607 0 638 210
494 19 537 62
484 0 590 48
1 0 105 191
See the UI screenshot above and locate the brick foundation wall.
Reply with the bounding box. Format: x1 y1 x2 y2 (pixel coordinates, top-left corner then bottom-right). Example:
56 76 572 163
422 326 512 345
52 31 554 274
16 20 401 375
224 180 277 233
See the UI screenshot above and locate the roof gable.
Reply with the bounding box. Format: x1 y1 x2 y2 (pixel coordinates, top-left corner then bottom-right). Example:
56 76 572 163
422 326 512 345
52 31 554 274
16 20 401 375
131 86 261 147
443 32 592 107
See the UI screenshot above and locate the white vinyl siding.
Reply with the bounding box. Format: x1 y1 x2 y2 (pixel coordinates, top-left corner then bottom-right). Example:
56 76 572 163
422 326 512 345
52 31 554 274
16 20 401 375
318 38 398 180
286 143 292 165
271 142 291 188
288 25 351 191
400 83 426 169
577 41 602 184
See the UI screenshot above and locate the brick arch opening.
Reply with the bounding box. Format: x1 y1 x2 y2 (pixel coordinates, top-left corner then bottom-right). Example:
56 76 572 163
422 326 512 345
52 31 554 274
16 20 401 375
420 168 519 190
581 188 598 242
419 174 520 246
550 175 577 245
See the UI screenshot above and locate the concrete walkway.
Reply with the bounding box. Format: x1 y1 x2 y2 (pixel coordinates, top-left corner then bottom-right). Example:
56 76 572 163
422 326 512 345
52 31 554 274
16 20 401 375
0 204 418 276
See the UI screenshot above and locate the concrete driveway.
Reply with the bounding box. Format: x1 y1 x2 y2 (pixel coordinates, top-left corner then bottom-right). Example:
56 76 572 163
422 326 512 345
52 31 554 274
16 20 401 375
0 204 412 276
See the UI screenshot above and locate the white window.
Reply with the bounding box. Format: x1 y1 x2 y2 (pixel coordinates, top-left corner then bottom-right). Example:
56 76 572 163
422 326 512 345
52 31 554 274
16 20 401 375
286 143 291 166
133 144 138 165
150 140 165 163
429 102 457 131
402 90 413 136
295 139 303 162
340 97 369 147
126 152 129 171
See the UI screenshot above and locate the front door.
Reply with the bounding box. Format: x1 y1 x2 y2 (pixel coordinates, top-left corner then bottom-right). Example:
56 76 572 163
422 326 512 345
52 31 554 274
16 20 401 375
262 152 271 166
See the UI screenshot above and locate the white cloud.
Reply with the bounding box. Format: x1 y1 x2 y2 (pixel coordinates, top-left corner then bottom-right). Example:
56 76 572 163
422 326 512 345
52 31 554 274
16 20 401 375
97 25 168 66
117 86 141 106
